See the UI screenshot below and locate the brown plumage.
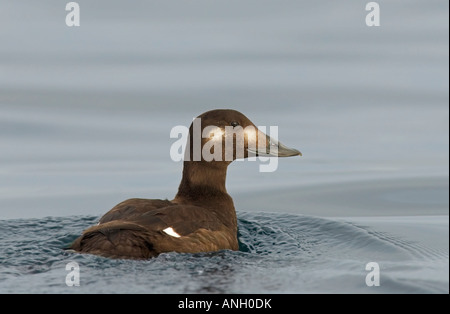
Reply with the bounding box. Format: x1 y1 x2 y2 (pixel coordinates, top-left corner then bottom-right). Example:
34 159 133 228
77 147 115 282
70 109 301 259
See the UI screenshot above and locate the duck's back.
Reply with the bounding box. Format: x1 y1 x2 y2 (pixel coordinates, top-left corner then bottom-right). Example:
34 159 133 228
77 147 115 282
70 198 238 259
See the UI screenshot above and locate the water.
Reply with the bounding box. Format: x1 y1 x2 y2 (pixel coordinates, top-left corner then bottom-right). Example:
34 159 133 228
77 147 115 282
0 0 449 293
0 213 447 293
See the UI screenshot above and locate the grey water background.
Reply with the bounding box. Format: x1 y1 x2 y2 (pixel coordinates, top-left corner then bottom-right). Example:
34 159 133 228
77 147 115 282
0 0 448 293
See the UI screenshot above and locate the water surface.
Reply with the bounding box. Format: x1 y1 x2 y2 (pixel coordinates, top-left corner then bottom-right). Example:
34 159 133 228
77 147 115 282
0 213 447 293
0 0 448 293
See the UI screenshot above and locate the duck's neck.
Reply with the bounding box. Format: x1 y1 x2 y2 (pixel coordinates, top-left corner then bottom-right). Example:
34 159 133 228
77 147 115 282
174 161 231 204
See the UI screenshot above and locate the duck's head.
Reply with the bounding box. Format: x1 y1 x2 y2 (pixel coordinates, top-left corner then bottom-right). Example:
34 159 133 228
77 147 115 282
185 109 301 163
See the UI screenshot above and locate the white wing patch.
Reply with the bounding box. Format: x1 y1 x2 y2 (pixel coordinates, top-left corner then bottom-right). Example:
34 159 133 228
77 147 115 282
163 227 181 238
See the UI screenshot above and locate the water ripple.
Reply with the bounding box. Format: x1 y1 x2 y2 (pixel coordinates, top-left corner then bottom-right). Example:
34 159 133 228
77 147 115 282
0 213 447 293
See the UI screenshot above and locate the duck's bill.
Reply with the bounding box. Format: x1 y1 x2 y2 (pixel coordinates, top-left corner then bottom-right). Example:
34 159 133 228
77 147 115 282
248 136 302 157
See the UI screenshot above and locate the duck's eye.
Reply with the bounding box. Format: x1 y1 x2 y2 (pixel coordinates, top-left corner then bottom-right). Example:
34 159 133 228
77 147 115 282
230 121 239 127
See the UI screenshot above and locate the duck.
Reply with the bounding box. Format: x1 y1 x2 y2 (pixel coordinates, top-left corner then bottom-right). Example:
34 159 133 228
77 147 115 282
69 109 301 259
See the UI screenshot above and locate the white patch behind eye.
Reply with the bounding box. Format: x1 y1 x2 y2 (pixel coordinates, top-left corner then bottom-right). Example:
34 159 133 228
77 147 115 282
163 227 181 238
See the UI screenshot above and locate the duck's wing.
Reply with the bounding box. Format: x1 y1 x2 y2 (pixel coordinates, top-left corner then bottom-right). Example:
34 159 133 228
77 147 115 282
70 203 238 259
98 198 174 224
129 204 238 254
99 199 229 235
134 204 227 235
70 221 157 259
